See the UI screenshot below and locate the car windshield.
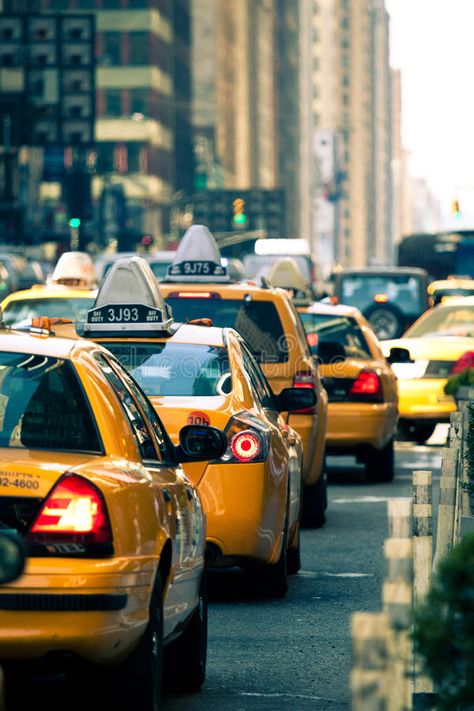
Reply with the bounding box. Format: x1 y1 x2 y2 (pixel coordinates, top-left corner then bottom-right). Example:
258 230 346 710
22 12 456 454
2 297 96 328
102 342 232 397
166 297 288 362
300 312 372 358
243 254 312 283
405 304 474 338
339 274 424 314
0 352 102 452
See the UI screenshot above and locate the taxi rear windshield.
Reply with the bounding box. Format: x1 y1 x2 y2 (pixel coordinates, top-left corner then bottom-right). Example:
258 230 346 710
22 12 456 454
300 313 372 359
103 342 232 397
0 352 102 453
2 297 96 328
166 297 288 363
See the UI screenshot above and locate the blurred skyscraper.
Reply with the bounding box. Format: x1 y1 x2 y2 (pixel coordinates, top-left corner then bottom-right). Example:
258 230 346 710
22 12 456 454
310 0 393 269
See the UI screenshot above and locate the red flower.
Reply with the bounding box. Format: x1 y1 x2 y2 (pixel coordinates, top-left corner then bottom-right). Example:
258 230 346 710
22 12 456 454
451 351 474 374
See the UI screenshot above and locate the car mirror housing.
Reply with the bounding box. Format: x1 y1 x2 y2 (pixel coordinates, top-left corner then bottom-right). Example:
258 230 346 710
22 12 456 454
0 532 26 584
175 425 227 463
276 387 316 413
387 346 412 364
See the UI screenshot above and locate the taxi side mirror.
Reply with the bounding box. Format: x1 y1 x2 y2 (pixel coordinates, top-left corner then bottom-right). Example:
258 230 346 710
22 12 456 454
387 346 412 364
275 387 316 413
0 532 26 584
176 425 227 463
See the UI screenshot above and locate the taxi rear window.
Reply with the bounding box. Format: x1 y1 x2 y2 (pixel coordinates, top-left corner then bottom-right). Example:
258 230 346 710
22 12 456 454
102 342 232 397
166 297 288 363
2 297 96 328
300 313 372 359
0 352 102 453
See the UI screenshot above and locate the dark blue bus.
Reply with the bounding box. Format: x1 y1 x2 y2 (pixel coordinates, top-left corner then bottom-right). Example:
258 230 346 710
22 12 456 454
397 230 474 280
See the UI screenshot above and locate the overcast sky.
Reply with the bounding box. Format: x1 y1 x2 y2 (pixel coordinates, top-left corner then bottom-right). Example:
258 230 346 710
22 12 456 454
386 0 474 223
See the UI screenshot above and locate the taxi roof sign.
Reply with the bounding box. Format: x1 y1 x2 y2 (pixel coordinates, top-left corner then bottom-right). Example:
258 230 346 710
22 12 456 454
83 256 174 336
165 224 230 283
51 251 97 289
266 257 313 305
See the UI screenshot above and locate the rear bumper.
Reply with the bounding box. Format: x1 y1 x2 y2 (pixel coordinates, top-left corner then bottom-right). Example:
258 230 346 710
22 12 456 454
0 559 155 665
326 402 397 452
397 378 455 421
198 462 286 565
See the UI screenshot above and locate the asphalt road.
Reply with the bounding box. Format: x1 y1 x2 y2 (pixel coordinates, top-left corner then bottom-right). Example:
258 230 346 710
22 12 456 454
164 427 446 711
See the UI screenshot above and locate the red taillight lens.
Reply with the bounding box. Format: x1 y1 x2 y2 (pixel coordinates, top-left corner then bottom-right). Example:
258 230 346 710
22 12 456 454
28 474 113 555
349 370 383 400
213 413 269 464
231 431 262 462
292 371 316 414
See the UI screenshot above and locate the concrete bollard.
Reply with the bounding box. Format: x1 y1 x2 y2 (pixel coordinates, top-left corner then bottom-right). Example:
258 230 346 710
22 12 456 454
448 412 462 445
433 447 459 569
412 471 434 699
351 612 389 711
459 403 472 519
383 499 413 711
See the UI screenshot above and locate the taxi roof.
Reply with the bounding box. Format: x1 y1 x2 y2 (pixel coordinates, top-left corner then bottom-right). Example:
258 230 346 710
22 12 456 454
433 295 474 307
160 280 290 301
2 284 97 303
98 322 226 348
0 328 93 360
303 301 361 318
428 278 474 291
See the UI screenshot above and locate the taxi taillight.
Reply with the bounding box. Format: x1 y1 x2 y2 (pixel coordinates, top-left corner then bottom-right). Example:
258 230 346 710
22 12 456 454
349 370 383 402
28 474 113 556
214 414 270 464
292 371 316 414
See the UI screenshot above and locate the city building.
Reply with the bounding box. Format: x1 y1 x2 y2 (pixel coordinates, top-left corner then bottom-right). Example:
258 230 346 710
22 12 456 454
310 0 393 270
35 0 192 248
192 0 277 194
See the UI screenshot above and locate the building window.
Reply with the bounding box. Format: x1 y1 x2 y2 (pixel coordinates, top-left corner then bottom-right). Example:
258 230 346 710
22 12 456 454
341 17 350 29
97 142 115 173
126 0 150 6
342 93 349 106
341 38 349 48
102 0 121 7
101 32 121 65
345 228 351 238
76 0 96 7
129 32 149 65
126 142 142 172
103 89 122 117
342 75 350 87
129 88 149 116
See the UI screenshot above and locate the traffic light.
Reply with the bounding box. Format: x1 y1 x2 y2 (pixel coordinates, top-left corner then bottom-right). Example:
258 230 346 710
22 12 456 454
452 199 461 218
232 197 248 228
68 217 81 229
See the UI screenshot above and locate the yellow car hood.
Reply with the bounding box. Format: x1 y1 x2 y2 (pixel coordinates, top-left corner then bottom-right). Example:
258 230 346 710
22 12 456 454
383 337 474 361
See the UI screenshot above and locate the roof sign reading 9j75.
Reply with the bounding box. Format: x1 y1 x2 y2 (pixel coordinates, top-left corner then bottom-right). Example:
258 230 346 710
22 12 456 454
168 261 226 278
87 304 164 325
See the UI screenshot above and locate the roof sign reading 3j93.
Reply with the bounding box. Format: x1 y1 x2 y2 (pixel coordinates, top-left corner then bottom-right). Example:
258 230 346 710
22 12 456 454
87 304 164 324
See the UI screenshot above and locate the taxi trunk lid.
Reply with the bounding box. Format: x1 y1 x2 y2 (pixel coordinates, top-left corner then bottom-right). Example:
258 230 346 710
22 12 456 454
0 450 97 536
150 395 232 485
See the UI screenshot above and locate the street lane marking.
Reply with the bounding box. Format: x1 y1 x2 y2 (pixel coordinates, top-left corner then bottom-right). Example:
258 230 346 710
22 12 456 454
240 692 333 701
323 572 373 578
332 495 394 503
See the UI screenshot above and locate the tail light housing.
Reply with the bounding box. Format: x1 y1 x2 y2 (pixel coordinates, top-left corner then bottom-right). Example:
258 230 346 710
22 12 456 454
349 369 383 403
213 413 270 464
27 474 113 557
292 371 316 414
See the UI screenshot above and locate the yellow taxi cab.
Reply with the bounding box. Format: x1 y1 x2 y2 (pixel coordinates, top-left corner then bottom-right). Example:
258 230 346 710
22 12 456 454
0 251 97 329
265 258 398 481
84 256 312 596
157 226 329 528
0 317 227 708
427 276 474 306
382 296 474 443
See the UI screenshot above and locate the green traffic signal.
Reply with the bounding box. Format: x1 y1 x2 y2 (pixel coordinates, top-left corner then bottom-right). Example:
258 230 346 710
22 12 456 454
69 217 81 228
233 212 247 226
